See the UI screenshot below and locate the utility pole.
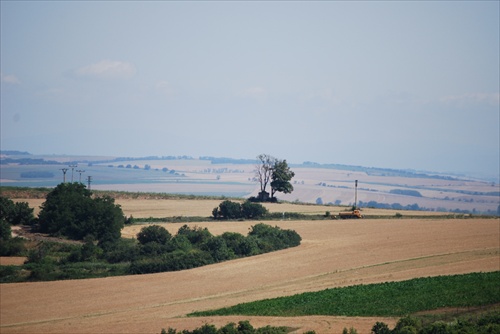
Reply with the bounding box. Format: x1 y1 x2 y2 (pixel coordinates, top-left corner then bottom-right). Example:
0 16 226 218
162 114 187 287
60 168 68 183
69 164 77 183
87 175 92 190
354 180 358 210
76 170 85 183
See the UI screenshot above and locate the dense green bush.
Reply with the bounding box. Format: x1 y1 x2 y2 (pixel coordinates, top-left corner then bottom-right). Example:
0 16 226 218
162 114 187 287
0 215 26 256
129 249 214 274
0 219 11 241
0 235 26 256
1 220 301 281
249 223 301 252
38 183 125 241
0 196 35 225
128 223 302 275
137 225 172 245
99 238 139 263
221 232 259 257
373 311 500 334
212 200 268 220
177 224 213 245
202 236 234 262
241 201 268 219
215 200 243 219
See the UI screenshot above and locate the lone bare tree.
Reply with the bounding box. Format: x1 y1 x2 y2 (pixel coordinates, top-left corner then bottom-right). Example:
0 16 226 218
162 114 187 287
255 154 276 201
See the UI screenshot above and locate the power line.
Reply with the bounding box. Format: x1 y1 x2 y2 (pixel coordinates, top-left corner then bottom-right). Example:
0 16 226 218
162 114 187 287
87 175 92 190
69 164 78 182
76 170 85 183
60 168 68 183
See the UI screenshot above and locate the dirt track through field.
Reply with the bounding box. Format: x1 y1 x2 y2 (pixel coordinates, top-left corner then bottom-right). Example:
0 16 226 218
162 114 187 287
1 218 499 334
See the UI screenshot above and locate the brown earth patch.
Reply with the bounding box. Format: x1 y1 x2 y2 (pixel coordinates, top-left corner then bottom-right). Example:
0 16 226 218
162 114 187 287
1 218 499 334
0 257 26 266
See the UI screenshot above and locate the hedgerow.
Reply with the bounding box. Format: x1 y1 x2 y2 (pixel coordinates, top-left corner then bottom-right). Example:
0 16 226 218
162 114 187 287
128 224 301 275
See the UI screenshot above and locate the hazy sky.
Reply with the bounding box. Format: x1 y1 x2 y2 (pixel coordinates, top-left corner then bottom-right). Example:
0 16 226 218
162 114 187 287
1 1 499 177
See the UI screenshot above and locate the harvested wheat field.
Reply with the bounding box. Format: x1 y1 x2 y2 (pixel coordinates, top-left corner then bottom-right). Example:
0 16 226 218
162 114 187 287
1 218 499 334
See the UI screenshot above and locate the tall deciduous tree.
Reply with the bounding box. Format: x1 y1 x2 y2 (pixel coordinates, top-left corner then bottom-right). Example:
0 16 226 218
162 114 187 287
270 159 295 199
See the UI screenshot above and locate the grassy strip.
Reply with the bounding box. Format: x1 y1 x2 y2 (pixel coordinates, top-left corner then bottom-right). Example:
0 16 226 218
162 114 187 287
189 271 500 317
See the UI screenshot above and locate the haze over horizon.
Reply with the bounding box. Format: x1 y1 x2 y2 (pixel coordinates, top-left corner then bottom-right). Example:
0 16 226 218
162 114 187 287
1 2 499 178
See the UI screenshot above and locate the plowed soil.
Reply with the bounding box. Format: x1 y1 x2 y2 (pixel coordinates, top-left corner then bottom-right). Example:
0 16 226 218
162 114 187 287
1 218 499 334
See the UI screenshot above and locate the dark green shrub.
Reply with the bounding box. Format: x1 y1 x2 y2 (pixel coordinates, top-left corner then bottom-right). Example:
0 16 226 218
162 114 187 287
393 316 422 334
177 225 212 245
238 237 260 256
217 323 238 334
371 322 391 334
0 236 26 256
241 201 268 219
215 200 242 219
140 241 169 256
0 219 11 241
237 320 254 332
129 250 213 274
0 196 34 225
213 200 268 220
0 265 24 283
136 225 171 245
80 237 103 261
0 196 15 221
167 234 193 252
12 202 35 225
249 223 301 252
221 232 258 257
160 250 213 271
192 323 217 334
100 238 139 263
202 236 234 262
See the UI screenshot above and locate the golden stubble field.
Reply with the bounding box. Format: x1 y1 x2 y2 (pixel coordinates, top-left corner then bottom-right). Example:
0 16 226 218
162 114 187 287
1 200 499 334
13 198 446 218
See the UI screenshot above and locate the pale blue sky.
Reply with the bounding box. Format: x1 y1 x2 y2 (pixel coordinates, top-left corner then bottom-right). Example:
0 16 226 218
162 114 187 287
1 1 499 178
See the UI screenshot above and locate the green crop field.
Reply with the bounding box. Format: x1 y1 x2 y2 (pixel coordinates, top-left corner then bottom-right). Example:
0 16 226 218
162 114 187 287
190 271 500 317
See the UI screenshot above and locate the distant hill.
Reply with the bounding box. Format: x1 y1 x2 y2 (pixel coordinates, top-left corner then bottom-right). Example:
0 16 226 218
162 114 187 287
0 150 31 156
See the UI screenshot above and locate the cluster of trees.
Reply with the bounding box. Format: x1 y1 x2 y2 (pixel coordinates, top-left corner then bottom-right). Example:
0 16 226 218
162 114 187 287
0 196 34 256
253 154 295 202
37 183 125 242
212 200 268 220
389 189 423 197
370 313 500 334
128 223 301 274
17 222 301 280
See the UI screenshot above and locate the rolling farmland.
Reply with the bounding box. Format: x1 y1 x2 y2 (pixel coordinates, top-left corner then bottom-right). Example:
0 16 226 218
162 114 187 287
1 155 499 333
1 203 498 333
